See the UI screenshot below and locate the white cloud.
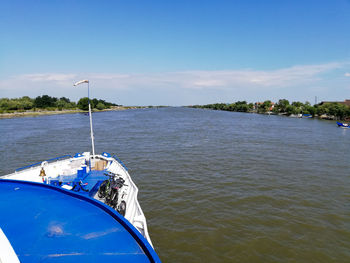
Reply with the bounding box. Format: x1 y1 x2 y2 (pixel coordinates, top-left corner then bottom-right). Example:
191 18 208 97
0 61 347 105
89 73 130 80
345 72 350 77
20 73 77 82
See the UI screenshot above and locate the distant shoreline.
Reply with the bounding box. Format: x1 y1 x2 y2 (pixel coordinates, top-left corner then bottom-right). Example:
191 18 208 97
0 106 145 119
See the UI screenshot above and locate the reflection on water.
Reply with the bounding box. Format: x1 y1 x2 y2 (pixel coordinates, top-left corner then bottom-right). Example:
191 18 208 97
1 107 349 262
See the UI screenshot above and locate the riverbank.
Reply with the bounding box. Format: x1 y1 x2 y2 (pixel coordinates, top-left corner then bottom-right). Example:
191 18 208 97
189 99 350 121
0 106 145 119
194 107 347 122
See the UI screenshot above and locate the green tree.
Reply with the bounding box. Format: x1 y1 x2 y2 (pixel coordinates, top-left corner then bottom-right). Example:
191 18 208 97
0 98 10 110
77 97 89 111
258 100 272 113
67 102 77 109
59 97 71 103
303 105 316 116
286 105 299 115
315 102 350 119
316 104 329 116
19 96 34 109
34 95 57 108
328 103 348 120
96 102 106 110
56 100 67 111
236 102 249 112
291 101 303 108
56 97 74 110
248 103 254 111
91 98 99 109
275 99 290 113
226 103 235 111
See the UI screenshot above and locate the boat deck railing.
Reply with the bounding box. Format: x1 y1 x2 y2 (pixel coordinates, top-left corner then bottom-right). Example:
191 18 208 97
113 155 128 171
15 155 73 172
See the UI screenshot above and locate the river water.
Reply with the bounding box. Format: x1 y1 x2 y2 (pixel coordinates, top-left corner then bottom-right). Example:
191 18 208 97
0 107 349 262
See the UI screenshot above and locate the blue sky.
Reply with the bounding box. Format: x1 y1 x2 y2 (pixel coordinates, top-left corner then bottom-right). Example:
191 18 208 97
0 0 350 105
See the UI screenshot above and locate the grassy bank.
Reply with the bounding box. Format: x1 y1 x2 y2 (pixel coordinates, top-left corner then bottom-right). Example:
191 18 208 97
0 95 131 119
0 106 144 119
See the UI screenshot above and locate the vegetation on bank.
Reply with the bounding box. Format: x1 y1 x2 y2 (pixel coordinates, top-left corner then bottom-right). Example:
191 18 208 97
0 95 118 113
191 99 350 120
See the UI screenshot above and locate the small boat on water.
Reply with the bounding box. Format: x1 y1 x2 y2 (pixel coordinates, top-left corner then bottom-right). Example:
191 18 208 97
0 80 161 262
337 122 350 128
289 113 302 118
302 114 312 118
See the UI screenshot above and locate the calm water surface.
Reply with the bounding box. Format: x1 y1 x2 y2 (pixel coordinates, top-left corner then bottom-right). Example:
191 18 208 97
0 107 349 262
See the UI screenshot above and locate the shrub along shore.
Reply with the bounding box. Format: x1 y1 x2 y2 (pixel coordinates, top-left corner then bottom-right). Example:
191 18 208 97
0 95 141 118
190 99 350 121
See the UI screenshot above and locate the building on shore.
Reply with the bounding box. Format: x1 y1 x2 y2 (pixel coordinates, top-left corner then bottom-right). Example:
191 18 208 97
254 102 275 111
319 99 350 106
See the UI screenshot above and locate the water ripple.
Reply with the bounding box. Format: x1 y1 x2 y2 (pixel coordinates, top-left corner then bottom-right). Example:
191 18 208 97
1 108 350 262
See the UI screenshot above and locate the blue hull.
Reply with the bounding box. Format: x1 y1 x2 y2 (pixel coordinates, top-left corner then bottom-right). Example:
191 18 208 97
0 179 161 263
337 122 350 128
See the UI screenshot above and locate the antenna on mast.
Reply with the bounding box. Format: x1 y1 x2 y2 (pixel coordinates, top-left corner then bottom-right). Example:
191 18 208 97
74 80 95 157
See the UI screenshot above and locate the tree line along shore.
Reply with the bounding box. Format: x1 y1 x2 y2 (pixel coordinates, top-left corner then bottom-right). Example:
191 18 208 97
0 95 118 113
190 99 350 121
0 95 163 118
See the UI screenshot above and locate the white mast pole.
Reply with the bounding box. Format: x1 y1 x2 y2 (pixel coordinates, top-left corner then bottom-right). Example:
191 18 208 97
88 82 95 157
74 79 95 157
